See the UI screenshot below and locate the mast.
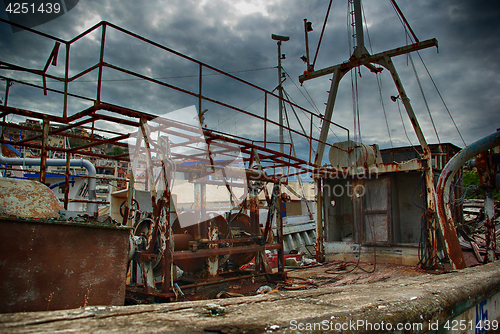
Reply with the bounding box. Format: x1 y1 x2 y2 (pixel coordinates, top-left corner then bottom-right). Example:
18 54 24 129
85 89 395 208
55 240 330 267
300 0 465 269
272 34 289 176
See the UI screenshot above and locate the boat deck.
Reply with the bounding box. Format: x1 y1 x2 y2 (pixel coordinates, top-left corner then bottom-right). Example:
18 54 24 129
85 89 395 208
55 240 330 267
2 261 500 333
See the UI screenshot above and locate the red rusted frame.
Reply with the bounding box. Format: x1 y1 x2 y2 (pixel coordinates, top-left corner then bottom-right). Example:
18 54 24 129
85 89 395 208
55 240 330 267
198 237 261 245
0 18 340 179
0 138 130 161
0 18 347 151
0 18 323 300
0 75 95 103
2 118 129 150
67 133 130 153
172 244 282 260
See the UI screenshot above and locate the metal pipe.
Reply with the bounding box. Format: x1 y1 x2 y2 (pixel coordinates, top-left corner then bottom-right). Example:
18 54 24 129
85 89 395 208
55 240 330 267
0 145 98 215
436 129 500 269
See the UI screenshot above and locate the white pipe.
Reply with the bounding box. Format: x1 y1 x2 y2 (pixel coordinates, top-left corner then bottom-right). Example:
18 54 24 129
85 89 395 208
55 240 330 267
0 145 97 215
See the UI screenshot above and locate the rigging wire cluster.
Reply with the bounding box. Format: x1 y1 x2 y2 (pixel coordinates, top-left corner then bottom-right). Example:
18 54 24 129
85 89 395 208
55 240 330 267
389 0 466 147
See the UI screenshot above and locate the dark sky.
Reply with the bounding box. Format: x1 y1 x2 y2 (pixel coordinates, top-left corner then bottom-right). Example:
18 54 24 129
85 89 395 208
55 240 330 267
1 0 499 165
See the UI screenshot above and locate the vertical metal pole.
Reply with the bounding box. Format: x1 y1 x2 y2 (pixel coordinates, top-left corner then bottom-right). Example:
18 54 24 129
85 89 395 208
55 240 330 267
276 183 285 273
161 165 173 293
353 0 365 57
113 160 118 192
3 79 12 106
193 182 206 223
207 216 219 278
264 92 267 148
315 177 324 262
63 44 70 119
304 19 311 70
193 178 206 241
40 118 49 184
123 128 142 226
199 64 203 119
64 153 70 210
249 182 261 272
309 113 313 164
249 183 260 236
97 25 106 104
277 40 284 175
2 79 12 130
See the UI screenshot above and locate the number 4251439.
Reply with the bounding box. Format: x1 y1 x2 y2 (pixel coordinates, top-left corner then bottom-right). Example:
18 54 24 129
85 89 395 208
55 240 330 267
5 2 61 14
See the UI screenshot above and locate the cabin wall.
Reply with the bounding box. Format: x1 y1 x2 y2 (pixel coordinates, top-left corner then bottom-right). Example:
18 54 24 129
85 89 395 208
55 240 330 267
391 173 425 244
323 171 426 247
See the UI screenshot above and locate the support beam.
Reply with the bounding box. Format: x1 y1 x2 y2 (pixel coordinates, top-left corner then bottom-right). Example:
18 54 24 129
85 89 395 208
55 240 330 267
314 68 346 165
378 56 439 267
299 38 437 83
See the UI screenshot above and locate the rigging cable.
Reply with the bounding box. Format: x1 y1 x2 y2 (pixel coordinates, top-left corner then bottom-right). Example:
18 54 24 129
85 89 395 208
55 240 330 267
396 98 422 156
390 0 466 147
283 89 317 153
414 51 467 146
350 68 362 144
281 100 317 220
282 68 341 142
214 95 265 130
311 0 334 70
347 0 361 144
19 66 277 84
362 2 394 149
282 68 321 115
408 52 442 147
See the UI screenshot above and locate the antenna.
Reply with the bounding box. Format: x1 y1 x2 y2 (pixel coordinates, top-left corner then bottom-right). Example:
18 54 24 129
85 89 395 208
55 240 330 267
271 33 289 176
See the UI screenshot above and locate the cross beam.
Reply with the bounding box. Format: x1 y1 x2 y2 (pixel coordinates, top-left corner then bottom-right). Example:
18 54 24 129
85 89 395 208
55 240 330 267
299 38 438 83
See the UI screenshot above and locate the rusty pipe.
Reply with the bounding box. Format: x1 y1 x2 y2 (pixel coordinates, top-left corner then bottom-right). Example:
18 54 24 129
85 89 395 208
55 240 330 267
436 129 500 269
0 145 98 215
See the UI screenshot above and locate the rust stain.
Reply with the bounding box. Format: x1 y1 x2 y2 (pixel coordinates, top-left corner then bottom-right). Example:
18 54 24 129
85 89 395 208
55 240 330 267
0 218 130 313
0 178 62 219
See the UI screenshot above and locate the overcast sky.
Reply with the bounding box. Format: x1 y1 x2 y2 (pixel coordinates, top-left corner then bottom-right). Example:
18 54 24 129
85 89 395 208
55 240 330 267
1 0 499 166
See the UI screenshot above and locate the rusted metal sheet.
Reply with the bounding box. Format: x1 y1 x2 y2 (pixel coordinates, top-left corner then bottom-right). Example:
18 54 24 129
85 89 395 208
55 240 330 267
0 178 62 219
0 218 130 313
